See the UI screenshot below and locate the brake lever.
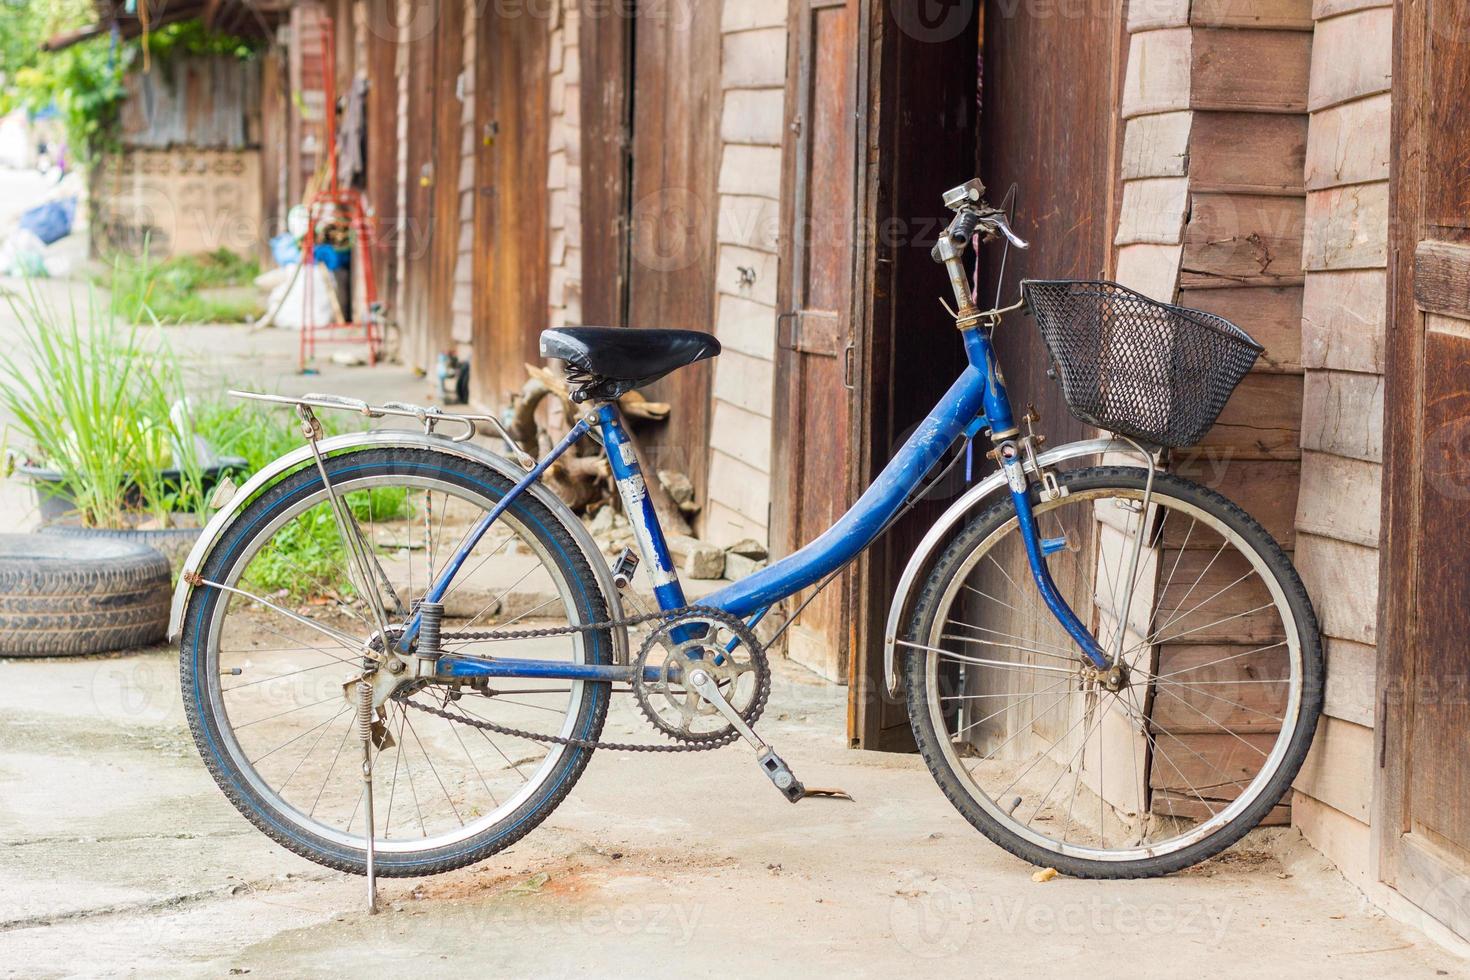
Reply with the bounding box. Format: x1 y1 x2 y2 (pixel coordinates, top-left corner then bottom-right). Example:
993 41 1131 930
984 212 1030 250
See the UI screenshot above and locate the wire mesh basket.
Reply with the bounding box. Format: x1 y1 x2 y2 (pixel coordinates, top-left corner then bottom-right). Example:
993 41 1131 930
1021 280 1264 448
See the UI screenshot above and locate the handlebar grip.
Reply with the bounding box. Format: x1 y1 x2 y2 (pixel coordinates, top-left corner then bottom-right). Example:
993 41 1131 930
949 210 982 246
930 209 983 263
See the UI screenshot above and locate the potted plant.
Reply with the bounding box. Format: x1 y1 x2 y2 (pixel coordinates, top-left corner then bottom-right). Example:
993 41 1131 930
0 288 246 567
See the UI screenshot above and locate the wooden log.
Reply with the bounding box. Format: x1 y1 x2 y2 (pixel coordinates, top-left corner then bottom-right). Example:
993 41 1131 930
1307 6 1393 111
1191 0 1314 30
1115 243 1183 302
1294 532 1378 643
1302 268 1387 373
1323 637 1376 727
1198 371 1304 460
1171 457 1301 546
1152 642 1292 734
1188 112 1307 196
1121 28 1193 119
1413 240 1470 321
1304 93 1391 191
1293 715 1374 821
1150 731 1283 799
1155 791 1290 825
1181 192 1305 288
1291 790 1372 889
1191 28 1311 113
1115 177 1191 245
1312 0 1391 17
1302 182 1390 273
1121 111 1192 180
1178 284 1303 373
1300 369 1384 462
1154 548 1288 644
1130 0 1191 32
1294 450 1381 547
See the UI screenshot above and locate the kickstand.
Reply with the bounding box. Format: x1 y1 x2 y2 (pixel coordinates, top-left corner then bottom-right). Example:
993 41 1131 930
357 678 378 914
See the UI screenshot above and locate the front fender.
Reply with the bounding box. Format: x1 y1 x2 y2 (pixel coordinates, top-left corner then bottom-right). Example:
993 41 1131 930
167 431 628 664
882 437 1149 698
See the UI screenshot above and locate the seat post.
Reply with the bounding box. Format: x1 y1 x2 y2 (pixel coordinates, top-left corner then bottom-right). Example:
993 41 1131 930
593 403 690 615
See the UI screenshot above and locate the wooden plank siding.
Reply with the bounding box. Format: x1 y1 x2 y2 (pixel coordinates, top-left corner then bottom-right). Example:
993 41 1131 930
1112 0 1312 826
1289 0 1393 883
701 3 788 547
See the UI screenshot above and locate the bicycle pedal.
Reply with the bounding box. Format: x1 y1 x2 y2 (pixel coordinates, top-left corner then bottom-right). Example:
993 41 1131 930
757 748 806 803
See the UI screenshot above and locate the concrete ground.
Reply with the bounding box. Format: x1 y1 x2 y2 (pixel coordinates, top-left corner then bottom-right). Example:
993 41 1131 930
1 168 1467 977
2 648 1467 978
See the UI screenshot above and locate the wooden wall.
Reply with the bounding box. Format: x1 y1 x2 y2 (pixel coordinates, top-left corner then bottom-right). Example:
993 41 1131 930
703 1 789 548
1290 0 1393 892
1113 0 1313 824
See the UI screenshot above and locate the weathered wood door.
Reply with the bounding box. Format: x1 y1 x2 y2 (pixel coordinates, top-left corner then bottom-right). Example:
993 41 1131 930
427 0 467 358
772 0 862 681
400 10 438 371
1379 0 1470 938
363 0 400 308
471 7 550 407
623 3 722 504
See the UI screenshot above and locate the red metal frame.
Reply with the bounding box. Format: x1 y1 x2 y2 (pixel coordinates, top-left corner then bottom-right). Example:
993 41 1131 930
298 14 384 371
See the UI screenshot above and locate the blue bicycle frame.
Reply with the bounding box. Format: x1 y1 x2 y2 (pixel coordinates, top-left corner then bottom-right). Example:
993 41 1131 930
397 321 1111 681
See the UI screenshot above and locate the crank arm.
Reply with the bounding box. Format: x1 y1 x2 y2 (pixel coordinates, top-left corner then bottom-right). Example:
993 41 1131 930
687 668 806 803
687 668 766 751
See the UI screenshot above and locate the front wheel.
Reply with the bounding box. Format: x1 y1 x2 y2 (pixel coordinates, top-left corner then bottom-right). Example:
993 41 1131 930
905 466 1323 878
180 447 614 877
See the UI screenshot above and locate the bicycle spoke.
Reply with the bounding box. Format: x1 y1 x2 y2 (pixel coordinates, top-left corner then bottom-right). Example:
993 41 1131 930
945 617 1080 659
1149 685 1271 759
204 578 362 650
952 676 1073 741
250 705 351 767
911 480 1312 866
403 712 464 828
1153 640 1287 680
899 639 1079 675
938 631 1082 665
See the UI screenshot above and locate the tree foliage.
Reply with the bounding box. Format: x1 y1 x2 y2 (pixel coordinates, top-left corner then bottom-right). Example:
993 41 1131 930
0 4 265 163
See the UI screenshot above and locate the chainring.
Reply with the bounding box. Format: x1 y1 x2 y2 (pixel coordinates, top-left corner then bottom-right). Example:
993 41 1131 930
632 609 771 744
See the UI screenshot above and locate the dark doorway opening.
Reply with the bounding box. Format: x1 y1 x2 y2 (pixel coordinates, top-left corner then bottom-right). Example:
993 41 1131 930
850 0 1123 749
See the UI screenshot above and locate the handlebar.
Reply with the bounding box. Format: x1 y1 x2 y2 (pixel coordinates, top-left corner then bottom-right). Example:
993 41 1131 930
931 178 1030 320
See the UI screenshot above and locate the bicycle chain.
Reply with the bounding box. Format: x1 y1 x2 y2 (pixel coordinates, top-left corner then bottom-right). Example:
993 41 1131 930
392 604 750 753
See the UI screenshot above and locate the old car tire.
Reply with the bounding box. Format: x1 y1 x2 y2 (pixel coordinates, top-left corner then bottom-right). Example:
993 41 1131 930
0 534 172 657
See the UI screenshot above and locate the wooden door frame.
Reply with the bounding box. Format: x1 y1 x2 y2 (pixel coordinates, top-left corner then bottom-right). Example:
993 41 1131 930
578 5 633 328
427 0 466 355
845 0 1129 748
770 0 869 685
1376 0 1470 939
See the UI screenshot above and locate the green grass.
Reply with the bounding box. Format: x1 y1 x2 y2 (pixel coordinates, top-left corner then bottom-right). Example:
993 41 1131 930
110 248 263 325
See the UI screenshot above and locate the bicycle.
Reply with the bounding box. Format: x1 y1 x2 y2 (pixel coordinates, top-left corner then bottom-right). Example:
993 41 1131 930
172 179 1322 907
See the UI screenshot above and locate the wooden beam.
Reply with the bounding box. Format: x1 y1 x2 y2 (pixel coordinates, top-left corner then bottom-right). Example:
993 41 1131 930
1413 241 1470 321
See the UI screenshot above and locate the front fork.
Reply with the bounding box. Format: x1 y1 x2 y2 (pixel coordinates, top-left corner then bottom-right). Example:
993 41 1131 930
995 439 1112 671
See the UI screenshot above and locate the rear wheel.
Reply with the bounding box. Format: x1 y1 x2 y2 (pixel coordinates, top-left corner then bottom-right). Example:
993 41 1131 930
180 448 613 876
905 466 1323 878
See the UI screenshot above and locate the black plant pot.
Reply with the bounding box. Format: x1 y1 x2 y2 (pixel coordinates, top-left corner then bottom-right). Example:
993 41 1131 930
17 457 249 525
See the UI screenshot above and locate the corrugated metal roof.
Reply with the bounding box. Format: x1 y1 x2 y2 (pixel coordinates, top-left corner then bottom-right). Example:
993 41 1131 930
118 56 262 150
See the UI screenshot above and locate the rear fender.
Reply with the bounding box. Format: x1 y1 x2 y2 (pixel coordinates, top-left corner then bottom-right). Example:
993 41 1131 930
167 431 629 664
